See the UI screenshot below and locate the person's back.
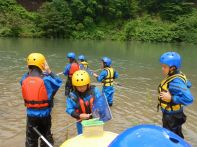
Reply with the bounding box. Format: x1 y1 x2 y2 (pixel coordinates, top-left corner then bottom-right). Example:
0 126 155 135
78 54 88 69
63 52 80 96
93 57 118 106
20 53 62 147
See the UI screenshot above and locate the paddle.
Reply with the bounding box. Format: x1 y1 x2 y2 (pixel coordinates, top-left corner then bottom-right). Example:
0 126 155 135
53 119 81 134
33 127 53 147
55 69 123 87
56 72 63 76
53 113 92 134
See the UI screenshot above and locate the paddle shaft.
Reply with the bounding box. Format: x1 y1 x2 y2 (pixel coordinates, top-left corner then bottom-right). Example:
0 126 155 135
33 127 53 147
54 113 92 134
56 69 122 86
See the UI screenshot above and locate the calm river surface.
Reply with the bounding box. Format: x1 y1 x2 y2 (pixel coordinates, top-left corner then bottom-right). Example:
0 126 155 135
0 38 197 146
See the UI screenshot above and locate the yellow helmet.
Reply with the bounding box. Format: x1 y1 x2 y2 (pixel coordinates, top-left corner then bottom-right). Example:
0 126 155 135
27 53 46 71
72 70 90 86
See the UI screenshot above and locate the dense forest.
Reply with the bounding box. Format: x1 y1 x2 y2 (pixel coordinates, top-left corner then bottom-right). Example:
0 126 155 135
0 0 197 43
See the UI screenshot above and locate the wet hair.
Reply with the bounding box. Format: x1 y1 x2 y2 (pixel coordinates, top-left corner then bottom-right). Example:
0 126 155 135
69 58 78 64
103 63 110 68
80 59 86 62
168 66 178 76
28 65 42 73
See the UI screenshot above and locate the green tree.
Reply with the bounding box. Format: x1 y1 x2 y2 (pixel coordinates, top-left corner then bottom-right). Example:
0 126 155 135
159 1 194 21
173 11 197 43
138 0 195 21
37 0 72 38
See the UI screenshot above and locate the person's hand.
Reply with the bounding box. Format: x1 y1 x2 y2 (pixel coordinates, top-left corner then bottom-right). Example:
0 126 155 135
93 73 98 78
160 91 172 102
43 61 51 74
80 113 91 120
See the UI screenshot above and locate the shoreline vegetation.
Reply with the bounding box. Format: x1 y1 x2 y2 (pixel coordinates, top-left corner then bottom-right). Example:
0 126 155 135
0 0 197 43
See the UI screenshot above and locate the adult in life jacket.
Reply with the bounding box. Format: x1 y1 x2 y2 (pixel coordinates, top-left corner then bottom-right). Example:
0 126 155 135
20 53 62 147
66 70 103 134
158 51 194 138
63 52 80 96
78 54 94 75
93 57 118 106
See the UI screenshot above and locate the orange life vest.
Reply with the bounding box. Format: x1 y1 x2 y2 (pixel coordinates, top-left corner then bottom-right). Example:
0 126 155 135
76 97 94 114
69 63 80 77
70 86 95 115
22 76 50 109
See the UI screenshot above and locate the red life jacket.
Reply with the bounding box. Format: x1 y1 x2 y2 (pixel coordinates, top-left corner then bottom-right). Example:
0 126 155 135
69 63 80 77
70 86 95 116
76 97 94 114
22 76 50 109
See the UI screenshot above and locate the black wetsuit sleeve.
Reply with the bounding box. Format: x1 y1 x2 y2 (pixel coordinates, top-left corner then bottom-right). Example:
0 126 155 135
71 111 80 119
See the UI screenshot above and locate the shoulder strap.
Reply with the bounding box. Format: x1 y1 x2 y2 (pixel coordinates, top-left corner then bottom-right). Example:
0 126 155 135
104 68 111 78
110 67 114 78
161 73 187 87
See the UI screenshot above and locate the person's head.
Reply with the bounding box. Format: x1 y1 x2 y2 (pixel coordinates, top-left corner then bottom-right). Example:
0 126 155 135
160 52 182 76
67 52 76 63
72 70 90 93
101 57 112 68
27 53 46 72
78 54 86 62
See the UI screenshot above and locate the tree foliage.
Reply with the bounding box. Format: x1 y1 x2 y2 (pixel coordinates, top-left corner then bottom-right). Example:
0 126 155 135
0 0 197 43
37 0 72 38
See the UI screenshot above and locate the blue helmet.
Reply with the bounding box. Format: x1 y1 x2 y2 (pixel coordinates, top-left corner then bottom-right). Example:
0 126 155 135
78 54 85 61
102 57 112 67
160 52 182 69
109 124 191 147
67 52 76 59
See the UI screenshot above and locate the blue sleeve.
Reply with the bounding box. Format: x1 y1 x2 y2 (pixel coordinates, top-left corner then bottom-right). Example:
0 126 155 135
66 93 77 115
20 73 28 85
114 71 119 79
63 64 71 76
186 80 192 88
97 70 107 82
169 78 194 106
43 73 62 100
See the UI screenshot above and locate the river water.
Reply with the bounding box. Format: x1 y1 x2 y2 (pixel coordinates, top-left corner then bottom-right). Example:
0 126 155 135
0 38 197 146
